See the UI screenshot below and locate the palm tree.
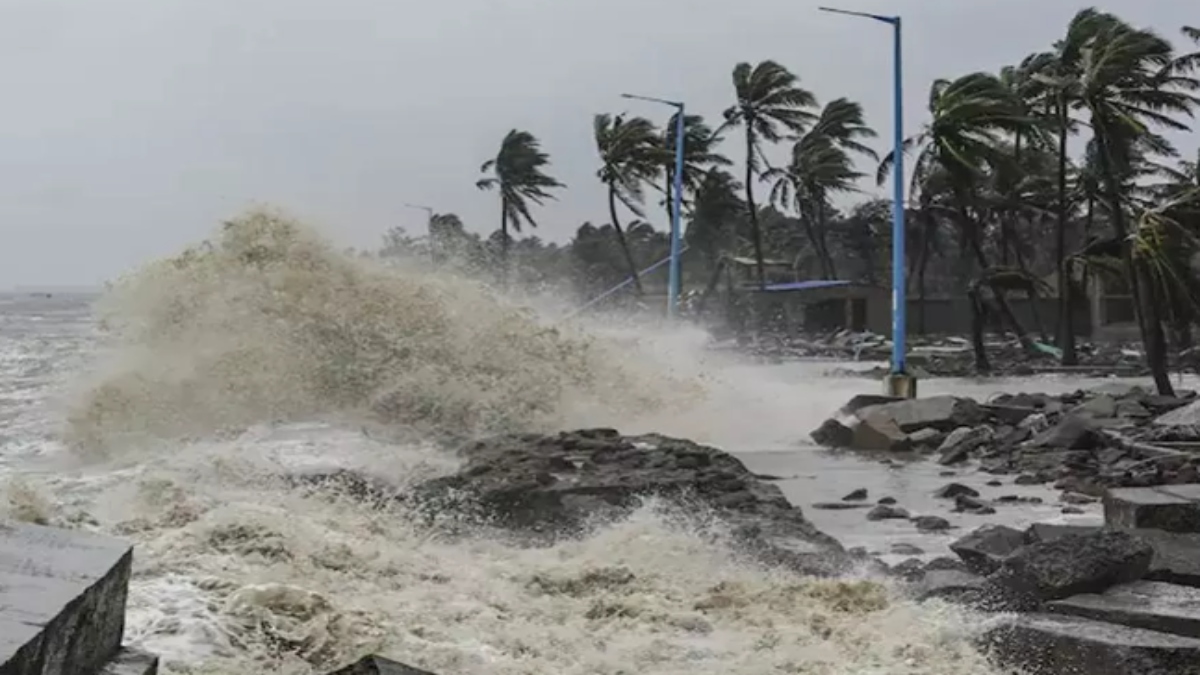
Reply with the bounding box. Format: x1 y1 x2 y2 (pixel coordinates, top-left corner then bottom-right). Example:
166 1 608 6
722 60 818 288
765 98 877 279
594 113 663 295
1075 14 1200 395
878 72 1040 353
662 113 732 224
476 129 565 280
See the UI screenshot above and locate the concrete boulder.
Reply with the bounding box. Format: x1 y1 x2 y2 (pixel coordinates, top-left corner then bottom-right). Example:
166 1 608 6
983 613 1200 675
989 530 1154 605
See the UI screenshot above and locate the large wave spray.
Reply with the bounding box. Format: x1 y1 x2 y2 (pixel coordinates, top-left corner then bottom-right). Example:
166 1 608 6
64 209 699 452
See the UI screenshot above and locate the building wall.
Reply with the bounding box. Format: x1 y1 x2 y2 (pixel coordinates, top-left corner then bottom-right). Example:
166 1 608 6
904 296 1094 338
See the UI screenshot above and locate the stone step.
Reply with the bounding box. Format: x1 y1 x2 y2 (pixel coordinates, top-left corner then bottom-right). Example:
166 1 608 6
1105 485 1200 533
983 613 1200 675
0 522 133 675
1050 581 1200 639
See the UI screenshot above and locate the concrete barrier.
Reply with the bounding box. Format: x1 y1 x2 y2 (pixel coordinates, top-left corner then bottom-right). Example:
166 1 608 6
0 522 157 675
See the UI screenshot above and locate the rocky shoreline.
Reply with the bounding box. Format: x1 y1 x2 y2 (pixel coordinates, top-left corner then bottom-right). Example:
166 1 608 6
14 406 1200 674
309 412 1200 675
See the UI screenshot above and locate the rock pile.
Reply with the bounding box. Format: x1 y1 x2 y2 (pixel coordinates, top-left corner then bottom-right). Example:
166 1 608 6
811 385 1200 503
899 515 1200 675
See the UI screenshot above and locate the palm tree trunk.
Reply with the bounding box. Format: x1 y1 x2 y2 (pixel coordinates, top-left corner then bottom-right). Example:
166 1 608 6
1094 131 1174 396
608 185 644 296
816 198 837 279
744 128 767 289
500 198 510 286
1056 102 1078 365
959 199 1037 354
968 286 991 373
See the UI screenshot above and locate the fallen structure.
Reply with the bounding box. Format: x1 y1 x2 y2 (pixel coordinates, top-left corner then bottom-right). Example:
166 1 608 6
0 522 157 675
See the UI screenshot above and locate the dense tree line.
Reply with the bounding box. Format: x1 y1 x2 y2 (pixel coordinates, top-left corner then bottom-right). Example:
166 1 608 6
379 9 1200 393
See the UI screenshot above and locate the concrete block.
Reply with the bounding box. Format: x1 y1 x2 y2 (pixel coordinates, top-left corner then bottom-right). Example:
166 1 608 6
324 654 439 675
1105 486 1200 533
1051 581 1200 639
983 613 1200 675
0 522 133 675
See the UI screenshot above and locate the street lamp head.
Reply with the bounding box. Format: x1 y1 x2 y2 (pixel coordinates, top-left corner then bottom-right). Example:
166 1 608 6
818 6 897 23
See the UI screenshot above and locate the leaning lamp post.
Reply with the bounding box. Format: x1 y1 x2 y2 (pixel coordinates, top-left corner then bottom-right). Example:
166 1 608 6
819 6 914 398
620 92 686 319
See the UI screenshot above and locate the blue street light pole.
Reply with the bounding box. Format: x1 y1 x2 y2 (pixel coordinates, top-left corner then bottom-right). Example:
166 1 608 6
621 93 685 319
819 7 915 398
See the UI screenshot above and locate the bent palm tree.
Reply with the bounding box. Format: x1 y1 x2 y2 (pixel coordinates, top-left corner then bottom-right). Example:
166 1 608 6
767 98 877 278
663 113 732 224
476 129 565 281
878 72 1040 353
594 113 663 295
722 60 818 287
1076 15 1200 395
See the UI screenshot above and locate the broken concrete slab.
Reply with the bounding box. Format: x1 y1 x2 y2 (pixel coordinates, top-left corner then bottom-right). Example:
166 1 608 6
1023 523 1200 589
100 647 159 675
935 426 993 465
1153 399 1200 427
989 529 1153 604
324 654 440 674
0 522 134 675
862 395 984 433
1105 486 1200 533
810 410 911 452
1050 581 1200 640
984 613 1200 675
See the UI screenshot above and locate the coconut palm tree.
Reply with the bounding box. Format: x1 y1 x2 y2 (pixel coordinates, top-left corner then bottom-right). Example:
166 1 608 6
722 60 818 288
1075 14 1200 395
476 129 565 280
765 98 877 279
594 113 663 295
662 113 732 224
878 72 1040 352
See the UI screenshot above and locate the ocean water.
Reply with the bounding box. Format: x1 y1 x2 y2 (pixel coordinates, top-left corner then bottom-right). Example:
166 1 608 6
0 210 1174 674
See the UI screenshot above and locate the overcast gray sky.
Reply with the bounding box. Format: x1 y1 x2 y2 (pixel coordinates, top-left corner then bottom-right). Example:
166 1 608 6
0 0 1196 288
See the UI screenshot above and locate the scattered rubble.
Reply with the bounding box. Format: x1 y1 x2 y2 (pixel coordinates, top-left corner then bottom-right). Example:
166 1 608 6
811 385 1200 505
723 328 1163 379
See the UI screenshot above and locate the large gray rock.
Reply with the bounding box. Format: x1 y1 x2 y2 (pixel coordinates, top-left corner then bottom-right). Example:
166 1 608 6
1050 581 1200 639
862 395 984 433
983 613 1200 675
989 530 1153 604
1106 485 1200 534
950 524 1026 575
810 410 911 452
1025 523 1200 589
0 523 134 675
324 655 439 674
411 429 850 577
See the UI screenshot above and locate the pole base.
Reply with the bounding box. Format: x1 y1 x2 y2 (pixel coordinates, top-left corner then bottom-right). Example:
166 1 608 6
884 372 918 399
